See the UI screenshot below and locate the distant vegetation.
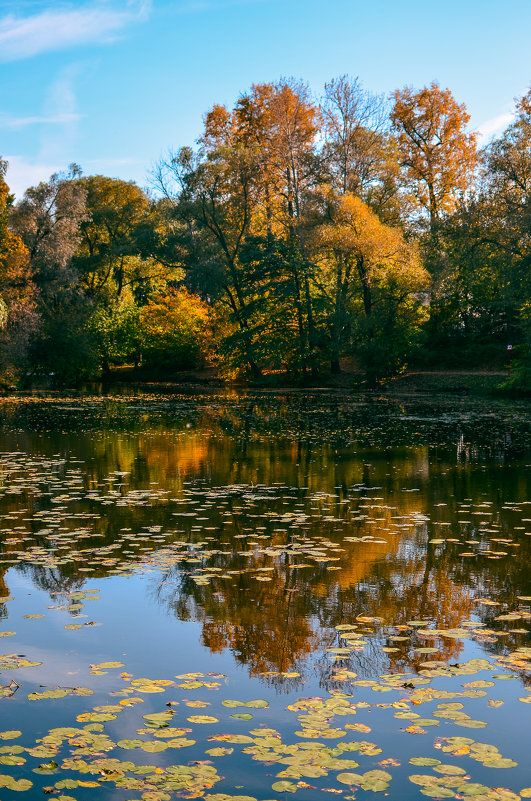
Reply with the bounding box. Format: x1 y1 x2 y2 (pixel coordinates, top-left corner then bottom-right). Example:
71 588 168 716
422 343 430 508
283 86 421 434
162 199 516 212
1 77 530 388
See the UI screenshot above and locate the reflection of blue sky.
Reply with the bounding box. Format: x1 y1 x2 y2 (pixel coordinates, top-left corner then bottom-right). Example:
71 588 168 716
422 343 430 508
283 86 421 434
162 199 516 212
1 0 531 197
6 569 224 685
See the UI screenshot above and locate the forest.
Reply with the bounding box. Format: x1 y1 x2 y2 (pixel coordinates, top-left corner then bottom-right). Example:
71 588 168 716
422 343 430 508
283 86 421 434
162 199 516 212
0 76 530 388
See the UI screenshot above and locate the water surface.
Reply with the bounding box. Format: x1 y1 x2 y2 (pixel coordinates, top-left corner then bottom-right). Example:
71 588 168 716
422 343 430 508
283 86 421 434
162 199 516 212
0 390 530 800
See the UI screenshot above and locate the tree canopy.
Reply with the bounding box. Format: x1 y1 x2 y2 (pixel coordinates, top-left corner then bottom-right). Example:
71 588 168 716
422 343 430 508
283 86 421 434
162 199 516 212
1 76 530 388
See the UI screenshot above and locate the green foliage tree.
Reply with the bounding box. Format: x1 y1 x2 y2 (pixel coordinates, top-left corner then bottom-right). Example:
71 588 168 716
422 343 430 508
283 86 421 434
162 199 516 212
90 291 141 374
10 165 95 382
74 175 153 300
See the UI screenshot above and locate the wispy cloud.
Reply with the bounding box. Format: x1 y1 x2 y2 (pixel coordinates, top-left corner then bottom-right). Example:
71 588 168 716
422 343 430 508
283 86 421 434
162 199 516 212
175 0 265 14
0 112 80 129
477 111 515 143
0 0 151 61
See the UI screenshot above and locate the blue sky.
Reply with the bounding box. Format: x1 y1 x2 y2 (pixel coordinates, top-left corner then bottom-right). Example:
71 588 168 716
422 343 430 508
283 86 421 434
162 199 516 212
1 0 530 198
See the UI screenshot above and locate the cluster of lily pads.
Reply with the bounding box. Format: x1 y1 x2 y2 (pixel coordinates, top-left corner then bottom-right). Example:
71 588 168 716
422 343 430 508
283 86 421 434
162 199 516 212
0 650 530 800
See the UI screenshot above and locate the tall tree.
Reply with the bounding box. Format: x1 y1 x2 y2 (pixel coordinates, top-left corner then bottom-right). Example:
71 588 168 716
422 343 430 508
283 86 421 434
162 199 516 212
157 136 262 375
0 159 38 381
10 166 100 381
484 87 531 246
316 193 428 378
481 87 531 379
235 79 322 371
156 81 323 376
75 175 151 299
321 75 391 198
271 80 320 370
11 165 87 303
391 82 477 230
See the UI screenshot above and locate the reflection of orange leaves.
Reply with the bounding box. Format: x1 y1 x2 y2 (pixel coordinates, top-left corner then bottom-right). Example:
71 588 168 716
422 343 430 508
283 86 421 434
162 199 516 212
141 433 209 479
201 589 318 676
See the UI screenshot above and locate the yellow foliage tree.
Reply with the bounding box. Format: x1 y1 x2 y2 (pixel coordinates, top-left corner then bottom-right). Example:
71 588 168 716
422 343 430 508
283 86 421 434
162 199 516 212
391 82 477 229
317 193 428 377
138 287 212 371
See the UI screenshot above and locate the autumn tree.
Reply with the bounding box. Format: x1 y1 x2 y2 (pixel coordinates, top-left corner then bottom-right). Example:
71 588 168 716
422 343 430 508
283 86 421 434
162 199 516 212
320 75 403 224
138 287 213 371
74 175 152 300
391 82 477 230
156 81 323 377
258 80 322 370
226 80 323 374
316 193 428 378
0 158 38 382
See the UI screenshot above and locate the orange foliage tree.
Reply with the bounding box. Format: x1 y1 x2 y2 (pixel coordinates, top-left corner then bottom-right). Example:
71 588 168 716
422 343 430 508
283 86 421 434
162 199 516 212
391 82 477 229
138 287 213 371
0 159 38 381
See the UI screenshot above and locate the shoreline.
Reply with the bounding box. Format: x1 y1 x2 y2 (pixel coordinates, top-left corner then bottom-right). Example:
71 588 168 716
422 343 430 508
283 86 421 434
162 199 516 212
4 368 523 398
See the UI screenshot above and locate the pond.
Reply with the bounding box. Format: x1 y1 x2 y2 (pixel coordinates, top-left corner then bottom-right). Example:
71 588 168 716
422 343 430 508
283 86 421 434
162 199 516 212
0 389 529 801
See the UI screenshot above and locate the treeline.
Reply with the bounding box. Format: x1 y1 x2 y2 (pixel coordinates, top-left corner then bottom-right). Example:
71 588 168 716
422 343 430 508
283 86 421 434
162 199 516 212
1 77 530 387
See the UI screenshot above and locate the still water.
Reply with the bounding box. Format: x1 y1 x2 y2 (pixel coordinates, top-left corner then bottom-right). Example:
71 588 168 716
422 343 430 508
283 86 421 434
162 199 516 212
0 390 529 800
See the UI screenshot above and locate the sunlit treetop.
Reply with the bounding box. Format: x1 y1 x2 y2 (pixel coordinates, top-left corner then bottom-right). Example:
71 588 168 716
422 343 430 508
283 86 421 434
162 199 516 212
391 82 478 229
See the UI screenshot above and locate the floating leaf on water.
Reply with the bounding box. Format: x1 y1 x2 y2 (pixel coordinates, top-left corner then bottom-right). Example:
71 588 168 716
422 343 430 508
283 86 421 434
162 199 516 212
337 772 364 785
0 731 21 740
117 739 143 749
433 765 467 775
205 747 234 757
271 780 298 792
0 774 33 791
